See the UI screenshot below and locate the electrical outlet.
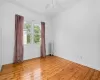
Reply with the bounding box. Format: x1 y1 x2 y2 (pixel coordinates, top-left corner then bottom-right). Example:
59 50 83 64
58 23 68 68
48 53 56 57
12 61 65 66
76 55 83 61
77 55 83 60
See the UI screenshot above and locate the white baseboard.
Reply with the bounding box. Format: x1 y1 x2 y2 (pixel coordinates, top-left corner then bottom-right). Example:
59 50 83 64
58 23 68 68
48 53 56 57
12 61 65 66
55 54 100 71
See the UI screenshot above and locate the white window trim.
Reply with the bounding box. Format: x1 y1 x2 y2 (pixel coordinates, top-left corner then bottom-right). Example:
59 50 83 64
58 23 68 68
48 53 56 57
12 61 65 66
31 21 34 44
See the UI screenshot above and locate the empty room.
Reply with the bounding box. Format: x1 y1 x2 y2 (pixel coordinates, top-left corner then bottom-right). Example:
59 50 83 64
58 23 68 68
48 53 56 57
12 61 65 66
0 0 100 80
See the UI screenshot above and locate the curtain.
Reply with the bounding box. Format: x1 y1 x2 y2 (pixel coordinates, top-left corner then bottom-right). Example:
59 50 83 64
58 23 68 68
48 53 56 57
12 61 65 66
14 14 24 63
41 22 46 57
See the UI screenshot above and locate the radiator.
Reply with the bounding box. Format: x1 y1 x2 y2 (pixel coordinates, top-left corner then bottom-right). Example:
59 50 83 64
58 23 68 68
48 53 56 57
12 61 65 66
48 41 54 55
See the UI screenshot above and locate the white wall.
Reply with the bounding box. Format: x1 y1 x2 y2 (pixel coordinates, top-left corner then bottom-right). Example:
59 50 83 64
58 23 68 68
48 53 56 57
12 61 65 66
0 0 6 7
0 2 52 65
52 0 100 70
0 28 2 71
0 4 4 71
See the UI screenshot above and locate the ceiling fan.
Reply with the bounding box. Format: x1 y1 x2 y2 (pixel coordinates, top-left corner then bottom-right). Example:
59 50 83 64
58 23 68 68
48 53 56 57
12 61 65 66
45 0 61 9
45 0 68 11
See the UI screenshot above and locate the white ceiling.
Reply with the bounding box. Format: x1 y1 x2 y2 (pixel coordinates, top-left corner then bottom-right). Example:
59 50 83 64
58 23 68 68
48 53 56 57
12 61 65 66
1 0 81 16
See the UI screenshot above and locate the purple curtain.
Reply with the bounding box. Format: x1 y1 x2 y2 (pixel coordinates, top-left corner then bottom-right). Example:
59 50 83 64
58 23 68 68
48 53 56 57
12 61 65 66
14 15 24 63
41 22 46 57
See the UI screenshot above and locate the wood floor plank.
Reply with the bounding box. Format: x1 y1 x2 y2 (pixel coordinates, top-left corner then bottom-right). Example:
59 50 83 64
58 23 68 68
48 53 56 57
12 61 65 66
83 68 95 80
0 56 100 80
91 70 100 80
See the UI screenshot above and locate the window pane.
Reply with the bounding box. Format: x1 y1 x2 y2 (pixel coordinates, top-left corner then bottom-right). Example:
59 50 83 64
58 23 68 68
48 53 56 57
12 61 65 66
34 25 40 34
24 23 31 33
34 25 41 44
23 21 32 44
27 33 32 44
34 34 40 43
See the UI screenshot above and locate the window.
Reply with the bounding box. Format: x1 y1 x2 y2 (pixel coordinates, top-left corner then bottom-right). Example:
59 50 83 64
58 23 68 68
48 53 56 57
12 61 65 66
23 21 41 44
34 24 41 44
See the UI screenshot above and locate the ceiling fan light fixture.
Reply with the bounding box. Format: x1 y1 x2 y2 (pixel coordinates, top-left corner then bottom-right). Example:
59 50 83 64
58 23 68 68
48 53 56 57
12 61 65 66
45 0 56 9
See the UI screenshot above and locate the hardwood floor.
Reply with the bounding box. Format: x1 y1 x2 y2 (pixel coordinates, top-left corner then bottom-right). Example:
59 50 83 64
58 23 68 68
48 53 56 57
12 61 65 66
0 56 100 80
